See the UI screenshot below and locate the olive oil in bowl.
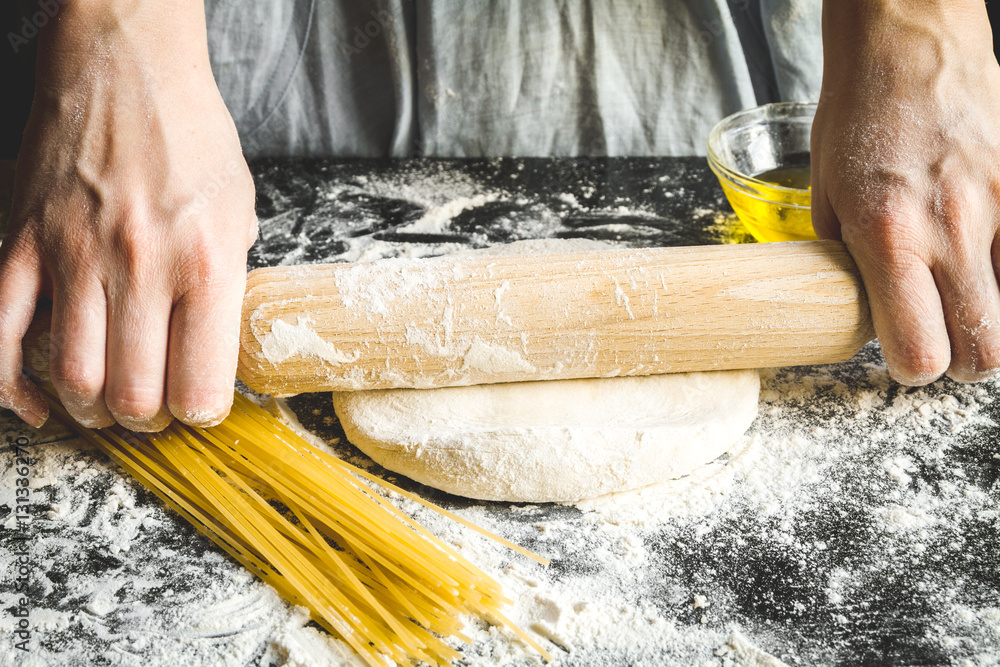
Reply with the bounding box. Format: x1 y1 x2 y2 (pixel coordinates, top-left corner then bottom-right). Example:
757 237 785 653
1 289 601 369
717 160 815 243
707 103 818 243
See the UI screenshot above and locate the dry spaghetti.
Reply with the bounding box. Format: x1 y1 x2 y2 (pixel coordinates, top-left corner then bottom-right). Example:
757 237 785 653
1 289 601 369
42 389 551 667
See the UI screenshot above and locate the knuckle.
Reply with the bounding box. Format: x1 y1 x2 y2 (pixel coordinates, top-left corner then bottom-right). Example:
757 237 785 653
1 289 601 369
49 358 103 398
169 392 231 428
928 176 971 224
175 241 242 295
847 206 927 268
887 346 949 386
110 215 158 279
0 232 39 266
106 385 164 424
989 174 1000 207
860 209 923 253
948 329 1000 383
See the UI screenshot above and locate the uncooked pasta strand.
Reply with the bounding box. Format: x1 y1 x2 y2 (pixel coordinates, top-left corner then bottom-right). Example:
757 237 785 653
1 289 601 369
41 387 553 666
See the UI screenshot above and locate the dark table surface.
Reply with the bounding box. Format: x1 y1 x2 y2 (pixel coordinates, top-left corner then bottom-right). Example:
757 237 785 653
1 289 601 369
2 157 998 667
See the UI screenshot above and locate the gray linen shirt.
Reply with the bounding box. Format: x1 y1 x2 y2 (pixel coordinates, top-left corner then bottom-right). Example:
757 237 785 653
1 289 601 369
203 0 822 158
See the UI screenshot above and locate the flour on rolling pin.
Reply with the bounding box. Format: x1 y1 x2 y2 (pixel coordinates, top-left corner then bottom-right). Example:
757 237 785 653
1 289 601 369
258 316 361 366
239 239 873 396
255 241 621 386
336 257 539 376
259 313 537 378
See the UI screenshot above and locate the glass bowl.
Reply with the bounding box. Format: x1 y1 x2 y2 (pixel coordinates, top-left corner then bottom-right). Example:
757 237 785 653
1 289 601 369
707 102 816 243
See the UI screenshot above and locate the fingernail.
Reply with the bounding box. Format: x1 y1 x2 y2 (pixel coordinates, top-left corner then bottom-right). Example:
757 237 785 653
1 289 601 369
888 367 941 387
76 413 117 429
19 404 49 429
15 379 50 428
118 408 174 433
947 368 999 384
182 409 229 428
170 400 231 429
63 399 116 430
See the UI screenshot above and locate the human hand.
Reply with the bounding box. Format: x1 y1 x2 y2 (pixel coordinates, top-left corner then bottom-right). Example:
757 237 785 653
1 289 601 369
812 0 1000 385
0 1 257 430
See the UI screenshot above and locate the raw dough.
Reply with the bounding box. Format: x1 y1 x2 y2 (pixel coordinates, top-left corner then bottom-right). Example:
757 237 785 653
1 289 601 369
332 236 759 502
333 370 759 502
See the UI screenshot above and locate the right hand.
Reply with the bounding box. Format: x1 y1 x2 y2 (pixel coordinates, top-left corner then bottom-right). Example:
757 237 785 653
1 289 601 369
0 2 257 431
812 0 1000 386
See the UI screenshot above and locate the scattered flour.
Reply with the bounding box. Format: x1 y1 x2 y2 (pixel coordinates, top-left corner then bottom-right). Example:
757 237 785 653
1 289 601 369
4 344 996 666
4 161 998 665
396 193 500 234
248 160 680 270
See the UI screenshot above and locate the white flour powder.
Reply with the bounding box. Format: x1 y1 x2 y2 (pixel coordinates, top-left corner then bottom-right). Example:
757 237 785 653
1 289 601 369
2 349 997 666
4 162 998 665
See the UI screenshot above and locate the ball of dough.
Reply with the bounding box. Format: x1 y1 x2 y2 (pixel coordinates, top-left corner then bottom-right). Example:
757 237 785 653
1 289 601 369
333 369 759 502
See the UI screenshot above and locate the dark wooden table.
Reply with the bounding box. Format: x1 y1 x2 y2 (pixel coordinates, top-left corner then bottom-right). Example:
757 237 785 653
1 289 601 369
2 157 997 666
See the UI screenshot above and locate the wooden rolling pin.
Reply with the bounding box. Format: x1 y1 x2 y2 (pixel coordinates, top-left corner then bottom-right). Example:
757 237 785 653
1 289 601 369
238 240 874 396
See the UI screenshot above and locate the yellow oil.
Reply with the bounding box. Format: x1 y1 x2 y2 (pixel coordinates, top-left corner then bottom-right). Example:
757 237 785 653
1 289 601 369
720 164 816 243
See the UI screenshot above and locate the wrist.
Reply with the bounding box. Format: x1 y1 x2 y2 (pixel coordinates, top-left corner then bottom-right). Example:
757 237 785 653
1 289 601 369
820 0 994 99
823 0 988 37
36 0 211 91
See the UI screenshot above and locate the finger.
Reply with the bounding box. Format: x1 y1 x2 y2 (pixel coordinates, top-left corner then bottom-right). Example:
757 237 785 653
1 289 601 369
49 275 115 428
166 275 244 427
844 211 951 385
104 282 173 432
808 149 843 242
934 240 1000 382
810 187 843 242
0 248 49 427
